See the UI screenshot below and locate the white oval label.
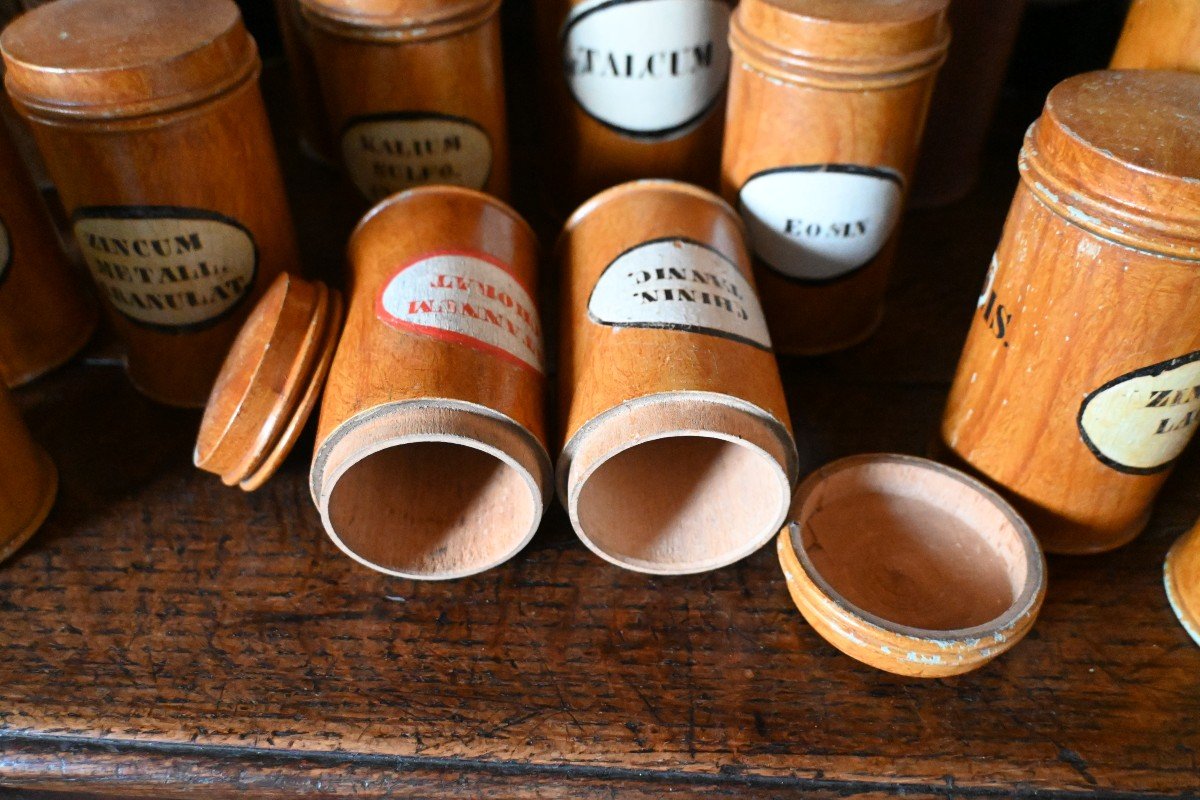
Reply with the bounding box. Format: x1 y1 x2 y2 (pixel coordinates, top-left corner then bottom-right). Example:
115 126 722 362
376 251 543 373
1078 350 1200 474
342 114 493 202
73 207 258 333
738 165 905 283
588 237 771 350
562 0 731 139
0 216 11 286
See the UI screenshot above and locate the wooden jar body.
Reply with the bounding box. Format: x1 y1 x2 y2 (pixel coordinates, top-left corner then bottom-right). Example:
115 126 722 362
1166 520 1200 646
1111 0 1200 70
303 7 509 203
0 384 55 564
273 0 336 163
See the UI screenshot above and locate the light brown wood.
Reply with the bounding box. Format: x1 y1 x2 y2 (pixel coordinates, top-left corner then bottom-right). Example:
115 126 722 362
1111 0 1200 70
1165 518 1200 647
274 0 337 164
299 0 509 203
941 71 1200 554
721 0 949 355
557 180 796 574
312 186 550 579
533 0 733 216
0 381 55 564
778 454 1045 678
0 0 300 408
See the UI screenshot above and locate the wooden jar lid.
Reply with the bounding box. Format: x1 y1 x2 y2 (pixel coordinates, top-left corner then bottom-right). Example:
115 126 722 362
1165 520 1200 647
778 454 1046 678
298 0 499 40
1022 70 1200 260
0 0 258 119
195 274 343 492
730 0 949 86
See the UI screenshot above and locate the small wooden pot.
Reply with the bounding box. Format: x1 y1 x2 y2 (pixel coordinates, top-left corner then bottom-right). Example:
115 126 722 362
0 109 96 387
299 0 509 203
534 0 734 215
557 180 797 575
941 71 1200 554
274 0 337 164
721 0 949 355
1165 519 1200 647
1 0 300 409
778 454 1045 678
1111 0 1200 70
0 382 56 564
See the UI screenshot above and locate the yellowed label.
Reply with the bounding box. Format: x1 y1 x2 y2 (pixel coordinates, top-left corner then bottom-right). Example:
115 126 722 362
73 207 258 333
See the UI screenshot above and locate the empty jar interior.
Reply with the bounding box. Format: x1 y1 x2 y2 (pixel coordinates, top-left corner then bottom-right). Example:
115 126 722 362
797 460 1031 631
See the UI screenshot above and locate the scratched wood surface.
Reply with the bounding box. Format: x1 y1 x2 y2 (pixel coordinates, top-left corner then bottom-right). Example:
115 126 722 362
0 48 1199 800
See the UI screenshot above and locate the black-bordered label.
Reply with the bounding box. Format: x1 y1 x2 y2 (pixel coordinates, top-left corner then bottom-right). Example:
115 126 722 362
376 250 543 373
342 113 493 202
0 216 11 288
1078 350 1200 475
73 206 258 333
561 0 731 140
587 237 771 350
738 165 905 284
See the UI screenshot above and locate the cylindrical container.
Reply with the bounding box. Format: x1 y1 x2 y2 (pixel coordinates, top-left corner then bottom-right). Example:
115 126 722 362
299 0 509 204
0 111 96 386
534 0 734 215
274 0 337 164
1111 0 1200 70
1166 519 1200 647
941 71 1200 555
722 0 950 355
0 383 56 564
1 0 300 408
557 180 797 574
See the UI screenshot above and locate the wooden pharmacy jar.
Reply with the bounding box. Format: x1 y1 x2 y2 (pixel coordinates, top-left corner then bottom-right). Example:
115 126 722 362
1166 518 1200 647
1111 0 1200 70
0 382 56 564
1 0 299 408
299 0 509 203
534 0 734 214
0 110 96 386
722 0 949 355
557 180 797 575
274 0 337 164
941 71 1200 555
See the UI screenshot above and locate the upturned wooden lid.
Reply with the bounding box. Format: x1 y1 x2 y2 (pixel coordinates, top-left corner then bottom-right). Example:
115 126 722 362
730 0 949 86
1022 70 1200 260
0 0 258 119
298 0 499 40
195 274 343 492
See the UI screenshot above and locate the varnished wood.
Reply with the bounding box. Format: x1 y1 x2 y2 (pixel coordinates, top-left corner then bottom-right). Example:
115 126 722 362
273 0 337 164
1165 518 1200 646
0 381 54 563
1110 0 1200 70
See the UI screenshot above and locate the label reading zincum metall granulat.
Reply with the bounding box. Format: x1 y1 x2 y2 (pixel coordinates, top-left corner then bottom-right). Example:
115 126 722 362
376 251 544 373
342 114 493 202
73 207 258 333
738 165 904 283
562 0 731 139
1078 350 1200 475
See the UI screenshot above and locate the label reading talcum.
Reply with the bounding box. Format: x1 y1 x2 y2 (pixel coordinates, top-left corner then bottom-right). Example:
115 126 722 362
0 216 10 286
588 238 771 350
73 207 257 332
562 0 731 138
1078 350 1200 474
738 165 904 283
376 252 543 373
342 114 492 202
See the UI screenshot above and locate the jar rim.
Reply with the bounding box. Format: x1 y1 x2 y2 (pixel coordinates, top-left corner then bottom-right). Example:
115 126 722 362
298 0 499 41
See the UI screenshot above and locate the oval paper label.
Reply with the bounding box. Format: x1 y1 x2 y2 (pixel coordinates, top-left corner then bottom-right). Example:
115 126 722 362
0 216 11 287
562 0 731 139
73 206 258 333
376 251 543 373
342 113 493 202
1078 350 1200 475
588 237 770 350
738 165 905 283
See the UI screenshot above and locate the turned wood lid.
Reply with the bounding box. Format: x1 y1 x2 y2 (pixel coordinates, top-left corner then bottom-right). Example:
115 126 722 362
0 0 258 119
195 274 343 492
298 0 499 40
1021 70 1200 260
730 0 949 87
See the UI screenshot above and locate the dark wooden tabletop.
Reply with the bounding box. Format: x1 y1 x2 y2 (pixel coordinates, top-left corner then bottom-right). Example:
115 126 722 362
1 56 1198 799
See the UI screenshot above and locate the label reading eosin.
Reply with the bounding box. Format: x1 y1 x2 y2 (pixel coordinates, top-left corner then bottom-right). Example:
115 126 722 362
73 207 258 333
376 252 544 373
587 237 771 350
562 0 731 139
342 114 493 202
1078 350 1200 475
738 165 905 283
0 216 11 287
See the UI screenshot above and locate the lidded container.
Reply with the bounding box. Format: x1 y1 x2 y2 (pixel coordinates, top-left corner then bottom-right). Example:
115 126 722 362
0 382 56 564
197 187 551 580
722 0 950 355
941 71 1200 554
1166 517 1200 647
299 0 509 203
1 0 300 408
273 0 337 163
